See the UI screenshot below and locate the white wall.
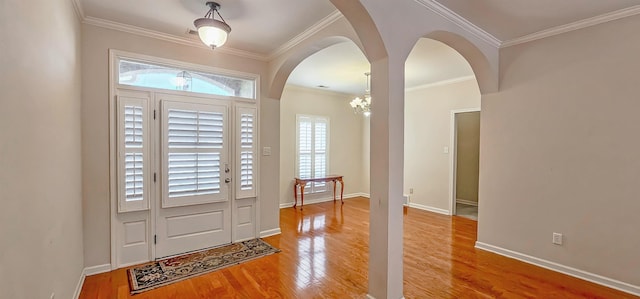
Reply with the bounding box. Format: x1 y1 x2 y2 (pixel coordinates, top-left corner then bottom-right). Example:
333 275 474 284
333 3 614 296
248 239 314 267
0 1 84 298
279 85 367 205
479 14 640 288
404 79 480 212
81 24 280 267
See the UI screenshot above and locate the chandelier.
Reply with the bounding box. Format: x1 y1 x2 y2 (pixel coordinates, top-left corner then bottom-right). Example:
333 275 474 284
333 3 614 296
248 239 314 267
349 72 372 117
193 2 232 49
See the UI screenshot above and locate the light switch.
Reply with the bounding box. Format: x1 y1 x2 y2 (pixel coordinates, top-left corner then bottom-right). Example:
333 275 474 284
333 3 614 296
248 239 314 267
262 146 272 156
443 146 449 154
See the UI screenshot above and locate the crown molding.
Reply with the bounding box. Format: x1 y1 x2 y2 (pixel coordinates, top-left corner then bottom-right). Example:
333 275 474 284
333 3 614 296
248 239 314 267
501 5 640 48
414 0 502 48
70 0 85 21
405 75 475 92
267 10 344 60
82 16 269 61
81 10 345 62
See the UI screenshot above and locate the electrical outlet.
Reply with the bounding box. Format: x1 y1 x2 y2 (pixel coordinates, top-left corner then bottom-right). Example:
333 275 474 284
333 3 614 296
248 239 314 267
409 188 414 194
552 232 563 245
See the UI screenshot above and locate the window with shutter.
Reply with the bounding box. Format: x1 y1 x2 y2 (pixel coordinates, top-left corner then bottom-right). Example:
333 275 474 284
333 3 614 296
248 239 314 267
162 101 228 207
117 95 150 212
296 115 330 194
236 106 256 198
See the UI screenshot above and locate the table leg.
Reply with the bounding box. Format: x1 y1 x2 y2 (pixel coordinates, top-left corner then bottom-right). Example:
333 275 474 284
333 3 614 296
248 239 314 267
339 178 344 204
333 179 337 202
293 183 298 208
300 183 305 209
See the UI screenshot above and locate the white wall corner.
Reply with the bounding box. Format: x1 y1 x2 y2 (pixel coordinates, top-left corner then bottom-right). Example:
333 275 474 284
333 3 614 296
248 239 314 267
73 269 86 299
74 264 115 298
70 0 85 21
475 242 640 297
260 228 282 238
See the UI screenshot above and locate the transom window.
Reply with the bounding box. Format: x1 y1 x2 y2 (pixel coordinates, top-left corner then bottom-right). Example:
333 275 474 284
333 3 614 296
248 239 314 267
118 59 255 99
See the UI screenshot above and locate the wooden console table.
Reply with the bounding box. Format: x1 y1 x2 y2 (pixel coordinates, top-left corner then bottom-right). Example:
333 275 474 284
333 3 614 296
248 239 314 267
293 175 344 208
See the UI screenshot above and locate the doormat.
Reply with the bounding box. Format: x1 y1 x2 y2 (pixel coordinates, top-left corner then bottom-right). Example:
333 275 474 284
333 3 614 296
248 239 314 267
127 238 280 294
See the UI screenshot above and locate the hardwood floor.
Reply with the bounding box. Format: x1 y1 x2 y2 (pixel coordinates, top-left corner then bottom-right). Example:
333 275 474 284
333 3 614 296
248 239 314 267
79 197 637 298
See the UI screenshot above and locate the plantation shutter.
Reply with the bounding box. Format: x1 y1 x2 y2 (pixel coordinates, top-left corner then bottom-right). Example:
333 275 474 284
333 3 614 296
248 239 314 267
162 101 228 207
117 95 150 212
236 106 257 199
313 119 328 191
295 115 329 194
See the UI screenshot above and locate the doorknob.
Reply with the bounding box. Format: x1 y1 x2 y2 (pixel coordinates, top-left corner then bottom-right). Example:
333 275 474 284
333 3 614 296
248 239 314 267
225 178 231 183
225 163 230 173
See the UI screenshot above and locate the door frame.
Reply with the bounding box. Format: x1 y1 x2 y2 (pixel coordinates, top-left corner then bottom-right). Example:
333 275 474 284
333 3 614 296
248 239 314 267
108 50 261 270
448 108 480 216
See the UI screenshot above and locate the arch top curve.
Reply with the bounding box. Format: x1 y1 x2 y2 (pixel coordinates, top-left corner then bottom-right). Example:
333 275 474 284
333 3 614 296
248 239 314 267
267 0 388 100
329 0 387 62
267 35 362 99
421 30 499 94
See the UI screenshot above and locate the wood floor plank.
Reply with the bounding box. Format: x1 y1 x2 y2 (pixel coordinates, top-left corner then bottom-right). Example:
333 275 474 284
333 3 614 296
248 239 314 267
79 197 637 298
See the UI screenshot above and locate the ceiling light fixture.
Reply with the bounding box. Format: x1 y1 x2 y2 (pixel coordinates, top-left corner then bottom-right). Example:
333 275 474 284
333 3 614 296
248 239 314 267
194 1 231 49
349 72 372 117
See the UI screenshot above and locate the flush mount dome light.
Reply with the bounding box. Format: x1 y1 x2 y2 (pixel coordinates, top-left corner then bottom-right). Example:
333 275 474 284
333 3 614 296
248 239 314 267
194 1 231 49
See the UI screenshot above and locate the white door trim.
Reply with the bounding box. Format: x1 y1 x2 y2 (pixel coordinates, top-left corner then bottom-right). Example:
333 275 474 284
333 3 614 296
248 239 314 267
448 108 480 216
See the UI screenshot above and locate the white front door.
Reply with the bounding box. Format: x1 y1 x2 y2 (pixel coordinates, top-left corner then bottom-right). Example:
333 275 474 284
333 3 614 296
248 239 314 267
155 94 232 258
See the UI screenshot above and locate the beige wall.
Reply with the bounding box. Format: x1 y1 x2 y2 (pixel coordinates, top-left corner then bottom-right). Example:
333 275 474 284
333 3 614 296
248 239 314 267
478 15 640 286
0 1 84 298
81 24 280 267
279 85 366 205
456 111 480 203
404 79 480 211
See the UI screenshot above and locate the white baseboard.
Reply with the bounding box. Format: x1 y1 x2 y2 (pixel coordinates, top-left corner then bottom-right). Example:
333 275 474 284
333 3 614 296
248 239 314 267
84 263 112 276
260 228 282 238
405 202 450 215
73 263 113 299
279 193 369 209
475 242 640 297
73 269 85 299
456 199 478 206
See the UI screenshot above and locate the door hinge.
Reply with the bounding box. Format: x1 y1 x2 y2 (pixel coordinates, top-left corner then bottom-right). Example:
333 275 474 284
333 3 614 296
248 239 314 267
154 173 157 183
154 235 157 244
153 109 156 119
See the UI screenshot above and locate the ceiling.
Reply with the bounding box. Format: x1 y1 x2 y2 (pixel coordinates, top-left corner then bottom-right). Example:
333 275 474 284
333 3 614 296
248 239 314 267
287 39 474 95
81 0 337 55
79 0 640 93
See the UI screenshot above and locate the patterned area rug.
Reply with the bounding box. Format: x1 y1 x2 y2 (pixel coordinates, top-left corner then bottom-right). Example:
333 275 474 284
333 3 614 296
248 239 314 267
127 239 280 294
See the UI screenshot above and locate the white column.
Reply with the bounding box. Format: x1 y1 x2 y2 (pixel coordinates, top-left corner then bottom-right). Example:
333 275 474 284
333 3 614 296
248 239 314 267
368 56 405 299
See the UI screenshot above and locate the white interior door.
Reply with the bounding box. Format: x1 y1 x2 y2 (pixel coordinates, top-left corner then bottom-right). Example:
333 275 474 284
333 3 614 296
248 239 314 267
155 94 232 258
